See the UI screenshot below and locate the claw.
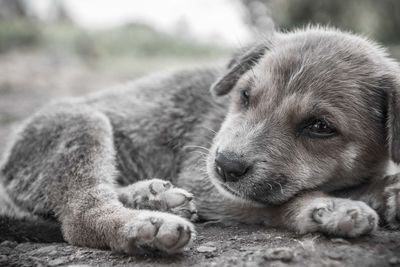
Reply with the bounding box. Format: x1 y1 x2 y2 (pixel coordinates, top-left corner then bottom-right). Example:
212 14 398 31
312 207 327 224
347 209 358 220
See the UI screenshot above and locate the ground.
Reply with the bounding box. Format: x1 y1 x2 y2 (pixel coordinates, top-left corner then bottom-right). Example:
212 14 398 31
1 51 400 267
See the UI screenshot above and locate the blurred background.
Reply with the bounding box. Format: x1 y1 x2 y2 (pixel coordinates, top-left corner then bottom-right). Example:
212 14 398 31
0 0 400 150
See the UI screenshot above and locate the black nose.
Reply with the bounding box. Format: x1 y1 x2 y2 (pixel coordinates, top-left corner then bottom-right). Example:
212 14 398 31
215 151 250 182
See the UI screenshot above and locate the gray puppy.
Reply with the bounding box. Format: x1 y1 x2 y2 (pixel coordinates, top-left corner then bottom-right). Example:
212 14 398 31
1 26 400 254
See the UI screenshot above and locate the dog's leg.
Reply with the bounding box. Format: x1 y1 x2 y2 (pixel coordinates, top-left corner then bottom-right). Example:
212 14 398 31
281 192 378 237
1 103 194 254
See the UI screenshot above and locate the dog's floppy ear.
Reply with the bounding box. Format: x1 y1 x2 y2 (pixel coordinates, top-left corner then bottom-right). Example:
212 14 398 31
211 43 267 96
388 79 400 163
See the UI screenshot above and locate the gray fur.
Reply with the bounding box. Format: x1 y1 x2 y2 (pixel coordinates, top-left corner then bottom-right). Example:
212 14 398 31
1 26 400 254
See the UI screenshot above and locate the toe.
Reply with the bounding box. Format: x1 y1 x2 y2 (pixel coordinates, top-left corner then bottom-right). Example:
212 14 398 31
149 180 172 195
155 222 191 252
173 225 192 250
312 207 328 224
161 188 192 208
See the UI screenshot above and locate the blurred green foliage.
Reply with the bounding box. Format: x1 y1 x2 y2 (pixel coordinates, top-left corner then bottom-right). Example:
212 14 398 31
0 20 40 52
0 19 230 72
39 23 227 58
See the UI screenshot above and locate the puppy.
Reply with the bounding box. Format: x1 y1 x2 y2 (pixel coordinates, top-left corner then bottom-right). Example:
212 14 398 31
1 27 400 254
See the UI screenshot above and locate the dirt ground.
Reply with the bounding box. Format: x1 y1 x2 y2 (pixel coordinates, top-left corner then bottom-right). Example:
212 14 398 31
1 51 400 267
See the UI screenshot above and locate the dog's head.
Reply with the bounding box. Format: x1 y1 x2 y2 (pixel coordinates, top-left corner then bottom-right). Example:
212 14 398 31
207 27 400 205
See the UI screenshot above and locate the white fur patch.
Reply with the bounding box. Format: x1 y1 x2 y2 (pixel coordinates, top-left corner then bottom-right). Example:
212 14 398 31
342 144 359 169
386 161 400 176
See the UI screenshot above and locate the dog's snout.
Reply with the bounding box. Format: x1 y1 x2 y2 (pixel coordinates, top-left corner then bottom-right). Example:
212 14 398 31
215 151 250 182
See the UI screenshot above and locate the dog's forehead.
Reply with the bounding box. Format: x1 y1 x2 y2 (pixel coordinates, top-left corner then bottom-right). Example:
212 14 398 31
248 34 382 106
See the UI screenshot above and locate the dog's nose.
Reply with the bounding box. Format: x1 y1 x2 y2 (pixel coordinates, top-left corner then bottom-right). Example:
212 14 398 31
215 151 250 182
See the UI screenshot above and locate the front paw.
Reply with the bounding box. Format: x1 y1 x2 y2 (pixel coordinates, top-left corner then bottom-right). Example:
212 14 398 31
118 179 198 221
311 198 378 237
111 211 195 254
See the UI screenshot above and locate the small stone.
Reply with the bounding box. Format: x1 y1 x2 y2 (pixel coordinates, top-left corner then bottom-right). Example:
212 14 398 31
330 238 351 245
48 257 69 266
197 245 217 253
389 257 400 265
31 245 59 255
324 251 343 261
262 247 293 262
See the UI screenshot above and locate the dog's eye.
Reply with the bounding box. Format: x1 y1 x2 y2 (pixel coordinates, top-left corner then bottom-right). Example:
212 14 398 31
240 89 250 108
302 119 336 138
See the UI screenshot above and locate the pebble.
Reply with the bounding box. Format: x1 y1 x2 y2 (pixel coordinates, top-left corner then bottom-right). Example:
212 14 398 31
197 245 217 253
389 257 400 265
31 245 59 255
324 251 343 261
48 257 69 266
262 247 293 262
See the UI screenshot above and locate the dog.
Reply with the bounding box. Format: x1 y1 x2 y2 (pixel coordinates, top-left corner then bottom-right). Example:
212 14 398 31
1 26 400 254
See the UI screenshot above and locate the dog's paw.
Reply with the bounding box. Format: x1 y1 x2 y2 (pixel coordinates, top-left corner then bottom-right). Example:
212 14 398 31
117 179 198 221
310 198 378 237
111 211 195 254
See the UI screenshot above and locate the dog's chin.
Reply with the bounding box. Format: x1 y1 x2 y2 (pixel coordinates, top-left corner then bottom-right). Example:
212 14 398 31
207 171 257 205
251 194 289 206
216 180 288 206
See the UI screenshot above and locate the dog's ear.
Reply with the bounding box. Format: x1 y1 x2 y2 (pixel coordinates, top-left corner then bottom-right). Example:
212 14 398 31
211 43 267 96
387 79 400 163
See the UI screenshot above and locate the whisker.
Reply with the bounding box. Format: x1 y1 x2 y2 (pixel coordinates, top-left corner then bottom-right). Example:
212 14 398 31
274 182 284 195
266 183 273 191
183 145 211 152
202 126 217 134
190 151 209 157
